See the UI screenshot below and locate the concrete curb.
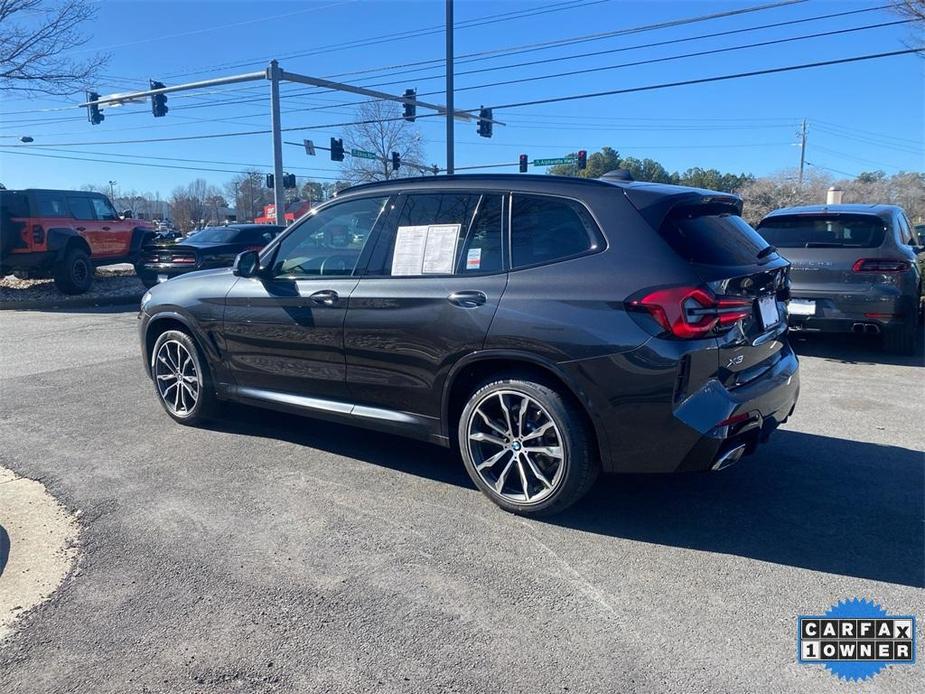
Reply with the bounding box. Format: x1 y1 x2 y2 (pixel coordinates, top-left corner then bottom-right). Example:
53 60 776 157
0 293 143 311
0 467 79 641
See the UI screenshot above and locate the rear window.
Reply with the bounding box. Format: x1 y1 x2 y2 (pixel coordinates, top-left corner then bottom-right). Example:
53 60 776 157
660 211 771 265
757 214 886 248
0 191 30 217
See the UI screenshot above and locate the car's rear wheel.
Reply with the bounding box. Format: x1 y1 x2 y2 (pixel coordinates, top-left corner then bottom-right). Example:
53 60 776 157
53 248 93 294
150 329 217 425
135 266 158 289
883 316 919 355
457 377 598 516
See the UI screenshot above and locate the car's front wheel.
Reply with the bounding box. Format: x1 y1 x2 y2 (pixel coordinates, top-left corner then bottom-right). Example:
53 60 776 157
150 329 218 425
458 377 599 516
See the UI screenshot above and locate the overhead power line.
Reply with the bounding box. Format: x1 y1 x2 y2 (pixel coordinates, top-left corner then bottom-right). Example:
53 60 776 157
8 47 921 149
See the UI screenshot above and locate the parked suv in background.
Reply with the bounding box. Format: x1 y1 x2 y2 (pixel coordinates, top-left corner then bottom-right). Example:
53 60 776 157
139 174 799 516
757 204 923 353
0 188 154 294
135 223 285 288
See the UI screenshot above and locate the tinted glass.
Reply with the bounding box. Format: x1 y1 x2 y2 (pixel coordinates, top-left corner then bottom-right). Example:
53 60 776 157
271 196 388 278
457 194 503 274
36 192 68 217
91 196 118 220
366 193 481 276
235 227 280 244
0 191 30 217
184 228 239 244
896 214 913 245
510 195 598 268
757 214 886 248
663 212 771 265
67 197 95 221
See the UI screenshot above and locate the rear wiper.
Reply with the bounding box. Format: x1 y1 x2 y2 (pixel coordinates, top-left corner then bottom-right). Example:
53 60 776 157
757 245 777 259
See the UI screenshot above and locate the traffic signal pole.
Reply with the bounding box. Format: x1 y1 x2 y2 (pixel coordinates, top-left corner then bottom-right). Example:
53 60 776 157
268 60 286 226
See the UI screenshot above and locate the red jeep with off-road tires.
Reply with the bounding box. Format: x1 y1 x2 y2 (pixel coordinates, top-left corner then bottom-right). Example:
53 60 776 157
0 188 155 294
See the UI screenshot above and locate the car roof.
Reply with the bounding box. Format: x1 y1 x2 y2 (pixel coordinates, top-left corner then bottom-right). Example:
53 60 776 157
208 223 285 231
761 204 899 222
334 173 739 201
13 188 107 196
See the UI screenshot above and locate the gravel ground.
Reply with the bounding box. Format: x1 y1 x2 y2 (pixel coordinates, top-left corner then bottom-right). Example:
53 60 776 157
0 307 921 693
0 267 144 308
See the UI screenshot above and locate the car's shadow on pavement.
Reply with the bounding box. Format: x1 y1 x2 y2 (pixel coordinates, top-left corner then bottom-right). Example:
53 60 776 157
207 406 923 588
790 330 924 367
549 430 924 588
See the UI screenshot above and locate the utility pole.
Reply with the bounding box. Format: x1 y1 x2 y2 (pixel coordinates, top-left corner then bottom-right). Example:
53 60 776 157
268 60 286 225
108 180 117 200
445 0 454 175
798 119 807 185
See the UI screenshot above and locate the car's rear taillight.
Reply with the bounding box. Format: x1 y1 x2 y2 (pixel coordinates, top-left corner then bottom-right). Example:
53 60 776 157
31 225 44 244
627 286 753 339
852 258 910 272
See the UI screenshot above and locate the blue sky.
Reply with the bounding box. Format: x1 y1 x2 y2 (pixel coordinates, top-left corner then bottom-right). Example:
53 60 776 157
0 0 922 198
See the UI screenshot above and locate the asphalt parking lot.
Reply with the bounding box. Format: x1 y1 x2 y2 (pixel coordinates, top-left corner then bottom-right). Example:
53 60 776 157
0 305 922 693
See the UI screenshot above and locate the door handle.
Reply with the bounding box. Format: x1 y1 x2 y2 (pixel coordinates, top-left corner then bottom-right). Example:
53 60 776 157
309 289 339 306
448 290 487 308
76 227 86 232
101 226 111 231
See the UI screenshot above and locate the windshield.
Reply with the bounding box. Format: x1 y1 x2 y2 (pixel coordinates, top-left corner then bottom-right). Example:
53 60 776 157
757 214 886 248
183 227 241 244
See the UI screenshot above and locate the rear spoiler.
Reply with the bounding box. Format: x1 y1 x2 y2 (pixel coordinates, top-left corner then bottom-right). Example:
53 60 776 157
620 185 743 231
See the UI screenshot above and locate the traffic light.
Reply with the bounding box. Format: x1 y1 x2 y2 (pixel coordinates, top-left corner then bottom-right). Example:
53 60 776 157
519 154 528 173
330 137 344 162
283 173 297 189
477 107 493 138
266 174 274 189
391 151 400 171
577 150 587 170
402 89 416 122
150 80 168 117
87 91 104 125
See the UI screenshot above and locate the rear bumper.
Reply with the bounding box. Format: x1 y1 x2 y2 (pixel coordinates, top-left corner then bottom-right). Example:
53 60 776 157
788 289 916 332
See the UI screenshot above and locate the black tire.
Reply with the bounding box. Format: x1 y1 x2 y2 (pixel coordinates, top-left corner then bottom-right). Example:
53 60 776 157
150 329 219 425
457 377 599 517
883 317 919 355
135 265 159 289
52 247 93 294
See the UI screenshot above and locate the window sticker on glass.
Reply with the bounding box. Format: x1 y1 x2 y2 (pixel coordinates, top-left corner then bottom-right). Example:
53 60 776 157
422 224 460 274
466 248 482 270
392 224 461 275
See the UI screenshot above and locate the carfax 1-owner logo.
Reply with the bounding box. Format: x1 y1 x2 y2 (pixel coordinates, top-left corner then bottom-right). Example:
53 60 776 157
797 598 916 681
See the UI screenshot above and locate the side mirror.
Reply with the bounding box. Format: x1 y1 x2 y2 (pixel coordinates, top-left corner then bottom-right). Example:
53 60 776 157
121 209 134 219
233 250 261 277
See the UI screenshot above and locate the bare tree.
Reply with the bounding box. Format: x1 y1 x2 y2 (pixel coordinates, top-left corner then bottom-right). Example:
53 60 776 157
225 170 272 222
0 0 108 95
170 179 224 231
342 100 425 183
891 1 925 47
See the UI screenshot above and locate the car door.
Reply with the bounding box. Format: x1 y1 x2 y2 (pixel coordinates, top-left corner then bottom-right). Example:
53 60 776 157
65 194 106 255
88 195 126 258
221 194 392 402
344 191 508 420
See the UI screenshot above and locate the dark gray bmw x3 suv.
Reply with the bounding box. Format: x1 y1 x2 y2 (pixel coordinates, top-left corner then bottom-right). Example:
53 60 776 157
757 204 923 354
139 174 799 516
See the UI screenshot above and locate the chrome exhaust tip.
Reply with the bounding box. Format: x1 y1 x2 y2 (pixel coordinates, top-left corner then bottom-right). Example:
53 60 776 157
711 443 747 471
865 324 880 335
852 323 866 334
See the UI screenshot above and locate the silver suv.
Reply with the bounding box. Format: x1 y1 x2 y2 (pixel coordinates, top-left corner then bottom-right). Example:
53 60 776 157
757 204 923 354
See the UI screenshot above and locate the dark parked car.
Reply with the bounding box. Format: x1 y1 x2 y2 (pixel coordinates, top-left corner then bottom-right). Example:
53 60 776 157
135 224 285 288
757 205 923 353
139 174 799 516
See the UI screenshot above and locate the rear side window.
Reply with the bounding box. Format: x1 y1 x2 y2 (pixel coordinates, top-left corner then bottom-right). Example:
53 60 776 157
36 192 68 217
510 194 599 268
0 191 30 217
67 197 95 221
757 214 886 248
661 211 770 265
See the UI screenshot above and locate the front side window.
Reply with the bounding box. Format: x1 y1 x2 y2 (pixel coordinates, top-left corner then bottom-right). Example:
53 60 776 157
270 196 388 278
67 197 95 221
510 194 599 269
90 196 118 221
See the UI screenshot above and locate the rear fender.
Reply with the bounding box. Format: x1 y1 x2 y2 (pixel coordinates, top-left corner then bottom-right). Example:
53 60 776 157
47 228 90 261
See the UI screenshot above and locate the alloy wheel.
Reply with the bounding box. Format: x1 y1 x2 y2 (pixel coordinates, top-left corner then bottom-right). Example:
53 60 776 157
466 390 565 504
154 340 200 415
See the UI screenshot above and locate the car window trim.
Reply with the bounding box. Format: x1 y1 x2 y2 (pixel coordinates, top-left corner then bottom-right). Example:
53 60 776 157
264 193 393 281
506 190 607 273
358 190 508 279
